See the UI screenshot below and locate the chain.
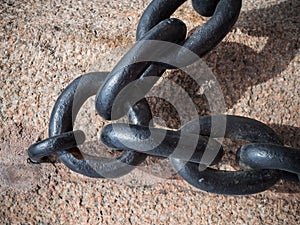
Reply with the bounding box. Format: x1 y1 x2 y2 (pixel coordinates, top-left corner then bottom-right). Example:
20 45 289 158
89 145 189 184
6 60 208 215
27 0 299 195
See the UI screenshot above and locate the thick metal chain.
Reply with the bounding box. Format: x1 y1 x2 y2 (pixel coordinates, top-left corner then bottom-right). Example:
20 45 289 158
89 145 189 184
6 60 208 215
27 0 300 195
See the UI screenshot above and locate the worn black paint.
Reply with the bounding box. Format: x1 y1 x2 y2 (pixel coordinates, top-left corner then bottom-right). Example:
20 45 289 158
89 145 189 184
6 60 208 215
192 0 220 17
27 130 85 163
238 143 300 181
171 115 282 195
101 123 224 165
137 0 242 61
47 72 151 178
95 18 187 120
171 159 280 195
181 115 283 145
96 0 242 121
136 0 187 40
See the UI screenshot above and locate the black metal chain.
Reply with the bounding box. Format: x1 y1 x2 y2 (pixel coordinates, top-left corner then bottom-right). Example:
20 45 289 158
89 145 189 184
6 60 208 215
27 0 299 195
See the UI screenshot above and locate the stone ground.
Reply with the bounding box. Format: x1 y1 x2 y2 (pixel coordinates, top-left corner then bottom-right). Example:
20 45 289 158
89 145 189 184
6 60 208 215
0 0 299 224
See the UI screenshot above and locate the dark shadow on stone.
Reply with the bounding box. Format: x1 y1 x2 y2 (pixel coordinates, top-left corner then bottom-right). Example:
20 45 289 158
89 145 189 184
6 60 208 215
203 0 299 108
158 0 299 128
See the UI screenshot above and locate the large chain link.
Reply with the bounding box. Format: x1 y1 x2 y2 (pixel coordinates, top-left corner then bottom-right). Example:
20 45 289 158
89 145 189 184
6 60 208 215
27 0 299 195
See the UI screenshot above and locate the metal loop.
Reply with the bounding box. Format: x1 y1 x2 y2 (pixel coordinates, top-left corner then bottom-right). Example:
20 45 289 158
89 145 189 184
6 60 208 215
181 115 283 145
171 115 282 195
136 0 242 63
182 0 241 57
48 72 151 178
100 123 224 165
27 130 85 163
96 0 242 123
171 159 280 195
95 18 187 120
237 143 300 182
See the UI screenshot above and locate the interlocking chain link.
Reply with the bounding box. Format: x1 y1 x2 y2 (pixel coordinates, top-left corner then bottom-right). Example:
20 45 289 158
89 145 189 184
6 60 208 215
27 0 300 195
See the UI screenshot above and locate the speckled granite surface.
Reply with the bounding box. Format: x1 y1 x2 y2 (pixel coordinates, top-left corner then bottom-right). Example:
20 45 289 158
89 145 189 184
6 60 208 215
0 0 299 224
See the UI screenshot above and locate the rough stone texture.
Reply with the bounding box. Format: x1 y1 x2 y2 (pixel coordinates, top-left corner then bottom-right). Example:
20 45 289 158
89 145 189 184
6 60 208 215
0 0 299 224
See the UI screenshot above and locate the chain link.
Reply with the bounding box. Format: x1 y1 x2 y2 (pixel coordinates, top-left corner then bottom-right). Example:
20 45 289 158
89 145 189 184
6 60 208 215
27 0 299 195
